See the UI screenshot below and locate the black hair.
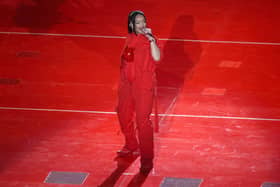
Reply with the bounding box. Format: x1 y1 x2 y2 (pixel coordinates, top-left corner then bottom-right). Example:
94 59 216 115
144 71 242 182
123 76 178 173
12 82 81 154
128 10 146 33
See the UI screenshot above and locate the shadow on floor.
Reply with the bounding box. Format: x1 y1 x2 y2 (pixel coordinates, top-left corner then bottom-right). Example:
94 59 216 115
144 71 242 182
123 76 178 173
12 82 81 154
98 155 139 187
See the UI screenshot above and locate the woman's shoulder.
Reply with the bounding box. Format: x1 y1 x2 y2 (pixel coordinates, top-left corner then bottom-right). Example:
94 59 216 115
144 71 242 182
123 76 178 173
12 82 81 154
126 33 136 39
125 33 135 43
125 33 149 46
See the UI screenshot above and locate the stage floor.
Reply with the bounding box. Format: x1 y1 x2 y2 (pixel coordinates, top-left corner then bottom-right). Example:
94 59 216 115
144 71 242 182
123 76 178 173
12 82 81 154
1 0 280 186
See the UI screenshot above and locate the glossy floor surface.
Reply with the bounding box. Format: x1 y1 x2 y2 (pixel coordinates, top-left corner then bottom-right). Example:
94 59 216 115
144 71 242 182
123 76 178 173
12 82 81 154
1 0 280 186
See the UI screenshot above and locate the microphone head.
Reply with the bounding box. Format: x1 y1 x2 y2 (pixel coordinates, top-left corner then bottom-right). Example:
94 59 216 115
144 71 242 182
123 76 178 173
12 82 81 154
142 28 150 34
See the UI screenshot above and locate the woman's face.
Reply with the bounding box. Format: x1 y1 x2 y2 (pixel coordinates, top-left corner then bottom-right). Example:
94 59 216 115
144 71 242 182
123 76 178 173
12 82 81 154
134 14 146 34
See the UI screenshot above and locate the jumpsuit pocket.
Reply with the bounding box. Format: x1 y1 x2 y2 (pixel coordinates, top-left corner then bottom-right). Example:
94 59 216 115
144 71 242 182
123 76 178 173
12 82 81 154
122 46 135 62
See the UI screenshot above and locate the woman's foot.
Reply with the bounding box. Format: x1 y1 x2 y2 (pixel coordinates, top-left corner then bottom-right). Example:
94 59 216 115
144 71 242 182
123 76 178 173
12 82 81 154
117 147 140 157
140 159 153 174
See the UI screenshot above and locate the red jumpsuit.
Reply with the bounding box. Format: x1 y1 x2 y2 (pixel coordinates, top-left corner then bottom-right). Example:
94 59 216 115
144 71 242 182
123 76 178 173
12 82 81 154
117 33 158 163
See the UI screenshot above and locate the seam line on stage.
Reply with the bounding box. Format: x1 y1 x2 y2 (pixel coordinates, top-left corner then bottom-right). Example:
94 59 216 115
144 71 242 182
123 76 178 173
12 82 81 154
0 106 279 122
1 31 280 46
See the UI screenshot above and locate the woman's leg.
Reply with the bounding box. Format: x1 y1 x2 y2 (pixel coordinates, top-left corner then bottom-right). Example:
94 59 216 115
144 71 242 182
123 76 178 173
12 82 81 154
134 86 154 169
117 82 139 152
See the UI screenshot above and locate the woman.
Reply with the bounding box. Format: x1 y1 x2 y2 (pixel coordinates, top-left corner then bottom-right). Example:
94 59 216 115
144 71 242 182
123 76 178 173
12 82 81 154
116 10 161 173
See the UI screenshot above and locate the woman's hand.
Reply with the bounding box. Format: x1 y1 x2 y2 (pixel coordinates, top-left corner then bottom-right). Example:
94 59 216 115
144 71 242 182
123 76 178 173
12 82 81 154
142 28 156 42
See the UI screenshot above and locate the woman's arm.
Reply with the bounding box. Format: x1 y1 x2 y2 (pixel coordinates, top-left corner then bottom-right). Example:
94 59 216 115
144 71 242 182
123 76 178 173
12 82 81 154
142 28 161 61
149 40 161 62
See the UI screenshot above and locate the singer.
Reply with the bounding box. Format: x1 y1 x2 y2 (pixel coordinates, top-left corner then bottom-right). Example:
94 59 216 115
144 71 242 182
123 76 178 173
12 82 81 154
116 10 161 173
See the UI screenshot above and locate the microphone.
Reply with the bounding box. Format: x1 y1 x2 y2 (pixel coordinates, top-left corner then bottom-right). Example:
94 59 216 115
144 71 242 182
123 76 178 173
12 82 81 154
142 28 154 38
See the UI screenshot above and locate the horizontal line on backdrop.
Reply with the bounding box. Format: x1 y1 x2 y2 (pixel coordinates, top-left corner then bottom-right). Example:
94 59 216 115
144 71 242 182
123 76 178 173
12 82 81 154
0 106 279 122
1 31 280 46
